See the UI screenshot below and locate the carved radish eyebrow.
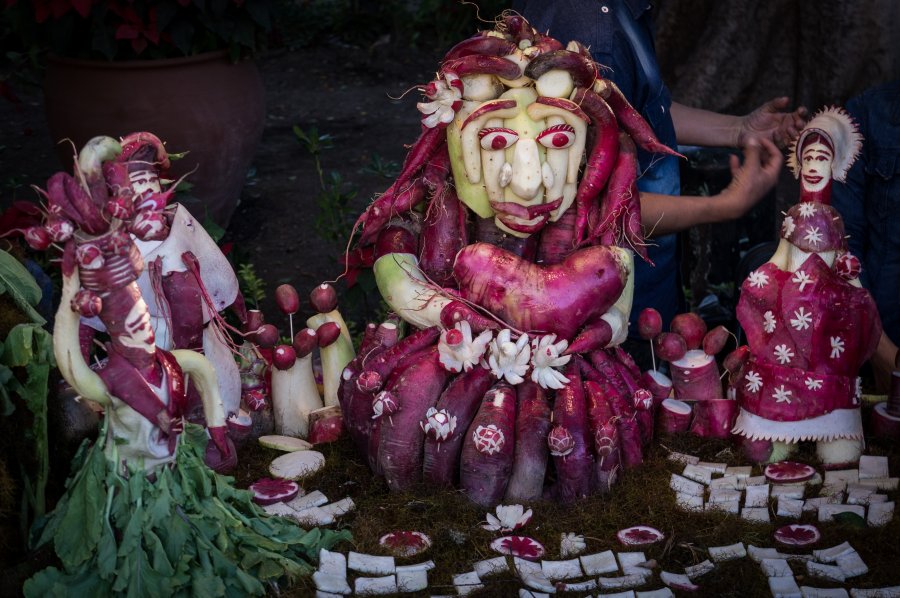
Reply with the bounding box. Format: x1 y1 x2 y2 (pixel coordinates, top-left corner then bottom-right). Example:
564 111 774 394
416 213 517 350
461 99 518 130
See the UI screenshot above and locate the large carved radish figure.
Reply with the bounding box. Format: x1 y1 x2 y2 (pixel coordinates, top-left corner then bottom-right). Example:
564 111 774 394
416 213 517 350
337 14 682 505
21 136 347 595
730 107 882 466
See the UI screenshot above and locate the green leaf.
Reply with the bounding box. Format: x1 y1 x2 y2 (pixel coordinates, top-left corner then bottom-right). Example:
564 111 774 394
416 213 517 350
0 365 15 416
0 249 45 324
202 212 226 243
833 511 867 528
53 446 105 569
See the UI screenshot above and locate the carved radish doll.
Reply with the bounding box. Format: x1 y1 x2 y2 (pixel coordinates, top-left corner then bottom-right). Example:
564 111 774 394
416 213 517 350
23 137 347 595
336 15 682 505
730 107 882 466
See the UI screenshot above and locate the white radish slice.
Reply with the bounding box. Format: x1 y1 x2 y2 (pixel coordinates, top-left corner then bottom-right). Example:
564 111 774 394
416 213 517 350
379 531 432 557
259 434 313 452
774 524 821 547
616 525 665 546
490 535 546 560
249 478 300 505
765 461 817 484
269 450 325 480
661 571 700 591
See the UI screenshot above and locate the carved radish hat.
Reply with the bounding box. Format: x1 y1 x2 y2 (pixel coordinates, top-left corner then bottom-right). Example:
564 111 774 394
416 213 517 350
787 106 862 184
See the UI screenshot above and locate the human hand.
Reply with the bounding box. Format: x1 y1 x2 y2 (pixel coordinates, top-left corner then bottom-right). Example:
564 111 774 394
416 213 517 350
719 138 783 219
737 97 808 149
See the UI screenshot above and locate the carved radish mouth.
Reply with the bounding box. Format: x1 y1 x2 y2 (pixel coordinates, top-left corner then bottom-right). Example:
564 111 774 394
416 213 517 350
802 174 823 185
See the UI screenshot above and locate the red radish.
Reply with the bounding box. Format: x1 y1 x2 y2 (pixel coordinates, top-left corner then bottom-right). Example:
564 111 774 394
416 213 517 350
339 337 393 459
356 326 441 394
422 365 495 487
377 348 452 492
226 409 253 443
584 379 621 495
551 362 593 503
24 226 52 250
764 461 817 484
702 325 731 356
461 99 519 130
454 242 626 340
588 350 631 400
504 381 552 502
638 308 663 340
273 345 296 371
670 350 724 402
459 384 517 507
641 370 673 402
594 78 682 158
255 324 279 348
654 332 687 363
688 399 736 439
307 405 343 445
536 206 576 266
723 346 750 375
607 391 643 469
439 301 501 333
442 34 517 61
419 183 467 288
379 531 432 557
310 283 338 314
737 435 774 463
245 309 265 336
489 535 545 560
565 319 613 355
658 398 692 435
316 322 341 347
524 50 596 88
292 328 318 358
249 477 300 506
442 55 522 80
362 182 427 249
670 313 707 351
616 525 664 546
72 289 102 317
774 524 821 547
275 284 299 315
569 87 620 244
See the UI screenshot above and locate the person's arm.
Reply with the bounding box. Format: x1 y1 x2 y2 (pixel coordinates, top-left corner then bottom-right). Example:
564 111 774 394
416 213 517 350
671 97 808 149
640 138 783 235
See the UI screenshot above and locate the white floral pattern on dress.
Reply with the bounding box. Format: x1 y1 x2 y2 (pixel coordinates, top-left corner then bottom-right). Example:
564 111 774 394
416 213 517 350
748 270 770 289
797 202 817 218
803 225 823 248
764 311 777 334
774 344 794 365
804 377 823 391
789 306 812 331
830 336 845 359
745 370 763 393
782 216 796 237
773 385 793 404
791 270 814 292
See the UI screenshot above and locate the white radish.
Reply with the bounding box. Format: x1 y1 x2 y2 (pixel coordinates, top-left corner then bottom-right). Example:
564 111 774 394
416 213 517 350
307 313 355 408
269 449 325 480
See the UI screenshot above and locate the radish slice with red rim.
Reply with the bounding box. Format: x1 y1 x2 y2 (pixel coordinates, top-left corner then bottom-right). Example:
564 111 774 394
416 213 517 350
616 525 665 546
764 461 816 484
489 535 545 560
774 524 821 547
379 531 432 557
249 477 301 505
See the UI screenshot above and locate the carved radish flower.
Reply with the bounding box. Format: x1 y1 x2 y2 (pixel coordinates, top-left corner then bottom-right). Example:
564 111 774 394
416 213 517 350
617 525 665 546
472 424 505 455
774 524 820 547
420 407 457 442
633 389 654 411
547 425 575 457
529 334 571 389
24 226 51 251
834 253 861 280
45 216 74 243
242 388 267 411
72 289 102 317
75 243 104 270
379 531 432 557
489 535 545 560
482 504 533 533
488 329 530 385
372 391 400 419
417 72 463 129
438 321 491 373
130 209 169 241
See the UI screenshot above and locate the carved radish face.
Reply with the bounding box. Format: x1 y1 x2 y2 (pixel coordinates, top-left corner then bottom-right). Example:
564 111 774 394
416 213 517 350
450 84 587 238
128 168 162 208
799 137 833 194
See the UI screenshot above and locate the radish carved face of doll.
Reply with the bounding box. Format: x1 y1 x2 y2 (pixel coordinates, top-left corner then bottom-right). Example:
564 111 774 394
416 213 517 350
799 133 833 194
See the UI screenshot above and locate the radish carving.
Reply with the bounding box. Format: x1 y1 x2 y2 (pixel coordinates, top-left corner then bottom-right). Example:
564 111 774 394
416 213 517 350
333 15 676 506
731 108 882 466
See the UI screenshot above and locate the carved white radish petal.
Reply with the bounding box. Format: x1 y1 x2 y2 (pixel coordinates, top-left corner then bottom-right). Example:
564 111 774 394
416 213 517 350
559 532 586 558
764 311 777 334
379 531 432 557
797 202 817 218
804 225 824 247
805 377 823 391
530 334 571 389
774 345 795 365
420 407 457 442
773 385 793 404
782 215 796 237
482 504 533 533
438 321 491 373
744 370 764 393
488 329 530 384
748 269 770 288
792 269 813 292
790 306 813 331
830 336 845 359
472 424 506 455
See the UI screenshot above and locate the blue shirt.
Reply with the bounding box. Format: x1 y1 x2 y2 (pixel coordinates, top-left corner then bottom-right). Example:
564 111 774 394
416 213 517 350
831 79 900 344
512 0 682 331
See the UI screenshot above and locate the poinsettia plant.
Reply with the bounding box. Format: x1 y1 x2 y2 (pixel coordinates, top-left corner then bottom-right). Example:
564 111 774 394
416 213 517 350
5 0 275 61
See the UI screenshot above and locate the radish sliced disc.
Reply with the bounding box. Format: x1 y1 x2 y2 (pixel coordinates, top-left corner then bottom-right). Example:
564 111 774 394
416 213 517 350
764 461 816 484
379 531 432 557
489 535 545 560
774 524 821 547
259 435 313 452
269 450 325 480
616 525 665 546
249 477 301 505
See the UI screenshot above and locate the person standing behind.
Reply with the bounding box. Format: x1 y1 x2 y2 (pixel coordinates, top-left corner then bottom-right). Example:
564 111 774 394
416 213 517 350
512 0 807 341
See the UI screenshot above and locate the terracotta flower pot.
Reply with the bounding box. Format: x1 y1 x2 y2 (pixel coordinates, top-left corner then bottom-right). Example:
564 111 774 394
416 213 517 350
43 51 265 229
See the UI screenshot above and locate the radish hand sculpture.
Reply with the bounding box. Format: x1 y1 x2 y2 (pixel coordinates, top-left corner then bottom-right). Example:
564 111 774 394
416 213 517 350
333 15 682 505
731 107 882 466
22 136 348 595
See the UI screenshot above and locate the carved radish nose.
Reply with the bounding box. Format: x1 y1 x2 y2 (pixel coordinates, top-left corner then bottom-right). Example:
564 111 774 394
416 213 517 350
509 138 542 199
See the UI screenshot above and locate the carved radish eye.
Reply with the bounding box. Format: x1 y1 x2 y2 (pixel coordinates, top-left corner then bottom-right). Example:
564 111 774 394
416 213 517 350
479 127 519 150
537 124 576 149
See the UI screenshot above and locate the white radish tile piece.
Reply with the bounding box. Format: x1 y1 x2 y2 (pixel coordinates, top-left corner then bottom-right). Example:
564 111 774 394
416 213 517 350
705 499 739 514
598 592 637 598
745 483 770 507
725 465 753 478
597 574 649 590
293 506 335 526
867 500 895 526
580 550 619 575
804 496 843 512
708 488 742 504
660 571 699 591
859 455 889 479
849 587 900 597
316 591 344 598
318 549 347 577
396 569 428 593
635 590 675 598
348 552 395 575
320 497 355 518
684 559 715 579
748 545 782 562
761 558 792 577
555 578 598 592
313 571 352 595
667 451 700 465
354 575 397 596
518 590 548 598
824 469 859 485
540 558 583 580
671 473 704 496
697 461 728 474
452 571 483 596
396 561 435 573
474 556 508 578
682 464 713 484
746 475 768 486
813 542 855 562
847 485 875 505
777 497 805 518
836 551 868 578
806 561 846 582
617 551 648 573
709 542 746 562
769 575 802 598
710 475 744 490
858 477 898 491
288 489 328 510
801 587 849 597
741 507 771 523
772 484 805 500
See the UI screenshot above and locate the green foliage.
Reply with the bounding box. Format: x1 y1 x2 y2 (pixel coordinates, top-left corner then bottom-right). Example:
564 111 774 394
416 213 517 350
25 423 351 596
293 125 357 246
0 249 53 530
237 262 266 310
362 152 400 180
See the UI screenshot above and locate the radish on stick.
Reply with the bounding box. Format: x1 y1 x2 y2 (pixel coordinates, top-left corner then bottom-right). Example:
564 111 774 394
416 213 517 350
275 283 300 338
